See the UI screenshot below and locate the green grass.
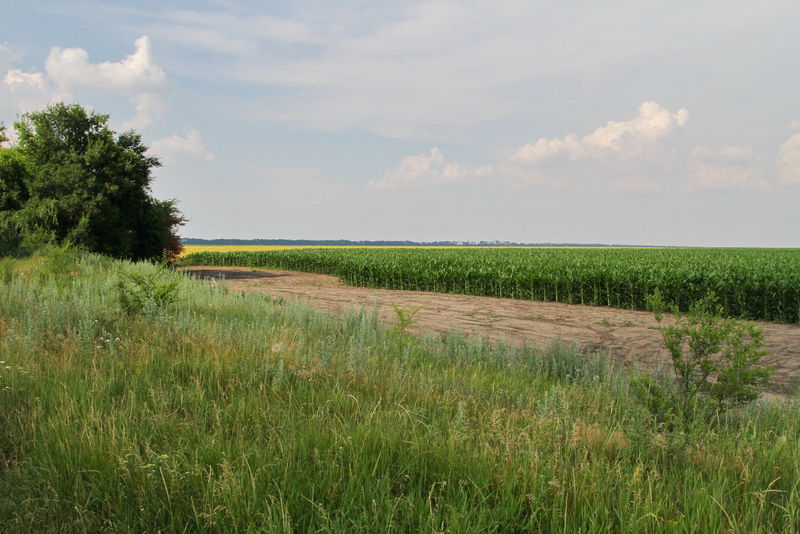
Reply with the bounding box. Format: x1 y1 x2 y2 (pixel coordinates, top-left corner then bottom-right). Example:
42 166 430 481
182 247 800 323
1 248 798 532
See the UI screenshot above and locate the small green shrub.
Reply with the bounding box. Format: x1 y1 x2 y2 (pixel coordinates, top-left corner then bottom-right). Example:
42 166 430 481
390 303 421 336
116 267 180 317
33 242 82 280
645 290 774 423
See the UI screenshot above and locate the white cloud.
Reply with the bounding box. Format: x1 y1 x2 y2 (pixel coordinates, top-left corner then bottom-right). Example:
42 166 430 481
609 175 663 192
0 43 19 74
44 36 164 94
152 26 258 56
2 36 166 129
368 148 463 189
150 129 215 163
4 69 45 90
121 93 166 130
686 145 770 191
179 11 317 42
118 8 323 61
777 133 800 186
225 3 689 137
514 101 689 163
691 145 759 162
3 68 57 115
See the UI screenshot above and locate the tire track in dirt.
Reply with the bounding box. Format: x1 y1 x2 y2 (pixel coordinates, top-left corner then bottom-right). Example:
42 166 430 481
181 266 800 395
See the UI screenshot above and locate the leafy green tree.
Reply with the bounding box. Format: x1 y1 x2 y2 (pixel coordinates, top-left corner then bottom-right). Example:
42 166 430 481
1 103 185 260
0 147 32 254
0 148 30 212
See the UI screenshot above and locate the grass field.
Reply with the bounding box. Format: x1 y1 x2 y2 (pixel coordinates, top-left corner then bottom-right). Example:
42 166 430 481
182 247 800 323
0 247 798 532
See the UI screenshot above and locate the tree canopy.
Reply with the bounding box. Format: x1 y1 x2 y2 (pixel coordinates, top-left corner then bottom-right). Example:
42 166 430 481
0 103 185 260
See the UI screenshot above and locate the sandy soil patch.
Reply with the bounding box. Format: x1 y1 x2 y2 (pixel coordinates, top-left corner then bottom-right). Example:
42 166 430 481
181 266 800 395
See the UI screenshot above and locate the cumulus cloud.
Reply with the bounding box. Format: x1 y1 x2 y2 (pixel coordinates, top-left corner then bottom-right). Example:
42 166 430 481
44 36 164 93
122 92 167 130
514 101 689 163
3 68 58 116
150 129 215 162
368 148 463 189
777 133 800 186
2 36 166 128
686 145 770 191
4 69 45 89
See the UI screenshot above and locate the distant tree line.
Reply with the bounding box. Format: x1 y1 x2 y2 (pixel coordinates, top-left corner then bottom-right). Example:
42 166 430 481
182 238 650 247
0 103 185 260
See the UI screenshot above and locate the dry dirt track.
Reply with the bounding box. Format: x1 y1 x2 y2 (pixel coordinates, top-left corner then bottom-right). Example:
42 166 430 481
181 266 800 395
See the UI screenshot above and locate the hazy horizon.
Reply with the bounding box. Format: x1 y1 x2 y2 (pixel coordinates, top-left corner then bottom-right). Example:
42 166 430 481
179 237 797 248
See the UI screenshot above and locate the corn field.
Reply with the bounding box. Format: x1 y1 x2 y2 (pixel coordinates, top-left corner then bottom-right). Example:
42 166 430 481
181 248 800 323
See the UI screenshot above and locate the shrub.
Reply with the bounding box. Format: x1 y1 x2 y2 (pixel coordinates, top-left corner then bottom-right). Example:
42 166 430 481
645 290 774 423
116 266 179 318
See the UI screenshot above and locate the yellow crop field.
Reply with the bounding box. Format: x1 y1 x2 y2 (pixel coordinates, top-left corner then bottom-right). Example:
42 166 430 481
180 245 329 256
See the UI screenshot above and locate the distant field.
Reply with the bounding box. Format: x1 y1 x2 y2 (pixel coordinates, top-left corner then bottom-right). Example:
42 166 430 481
181 245 333 255
179 244 647 256
181 247 800 323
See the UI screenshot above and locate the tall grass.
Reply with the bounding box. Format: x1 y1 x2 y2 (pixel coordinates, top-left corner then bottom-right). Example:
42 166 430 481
1 248 798 532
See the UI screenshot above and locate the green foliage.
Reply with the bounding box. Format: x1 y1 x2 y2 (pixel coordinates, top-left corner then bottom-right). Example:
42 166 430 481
116 266 180 317
36 241 83 281
183 247 800 323
647 291 773 423
390 303 421 335
629 374 677 425
0 103 185 260
0 149 32 255
0 148 30 212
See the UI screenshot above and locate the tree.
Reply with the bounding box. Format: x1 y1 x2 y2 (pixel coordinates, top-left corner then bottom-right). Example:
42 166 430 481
0 103 185 260
0 148 32 254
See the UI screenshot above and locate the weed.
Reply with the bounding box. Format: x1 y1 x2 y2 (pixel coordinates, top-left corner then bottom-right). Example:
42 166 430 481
390 303 421 336
116 266 180 318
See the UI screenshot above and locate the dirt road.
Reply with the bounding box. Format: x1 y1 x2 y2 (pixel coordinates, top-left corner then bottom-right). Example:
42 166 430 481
181 266 800 394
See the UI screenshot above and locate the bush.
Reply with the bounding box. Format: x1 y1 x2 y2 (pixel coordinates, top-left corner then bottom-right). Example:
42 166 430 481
116 266 179 318
645 290 774 423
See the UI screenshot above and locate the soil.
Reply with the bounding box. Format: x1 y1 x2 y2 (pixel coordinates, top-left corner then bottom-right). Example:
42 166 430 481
180 266 800 395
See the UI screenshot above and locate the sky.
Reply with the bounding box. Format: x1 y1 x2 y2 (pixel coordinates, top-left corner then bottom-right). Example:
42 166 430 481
1 0 799 246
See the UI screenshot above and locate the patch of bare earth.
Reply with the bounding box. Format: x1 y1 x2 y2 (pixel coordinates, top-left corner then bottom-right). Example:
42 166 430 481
181 266 800 395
